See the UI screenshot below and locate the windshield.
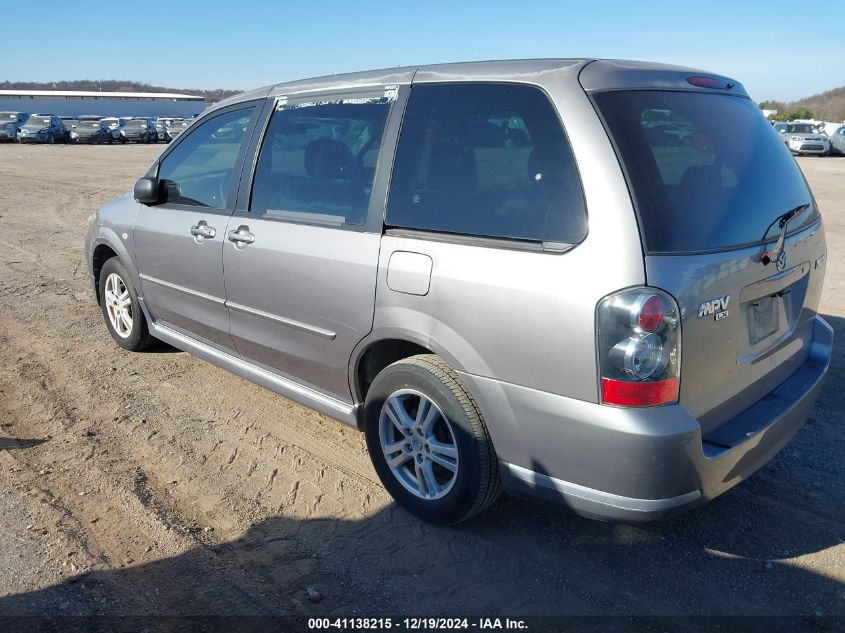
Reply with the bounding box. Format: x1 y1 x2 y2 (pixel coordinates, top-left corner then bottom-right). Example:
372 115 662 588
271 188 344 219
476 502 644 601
1 112 20 120
125 119 147 128
25 116 51 127
787 124 816 134
773 123 788 132
593 90 817 253
79 121 101 129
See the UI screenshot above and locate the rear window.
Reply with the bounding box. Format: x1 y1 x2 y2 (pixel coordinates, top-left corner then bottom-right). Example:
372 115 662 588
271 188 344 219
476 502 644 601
386 83 586 245
593 91 817 253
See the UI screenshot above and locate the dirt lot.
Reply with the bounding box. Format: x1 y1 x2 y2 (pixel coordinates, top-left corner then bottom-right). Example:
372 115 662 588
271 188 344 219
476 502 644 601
0 145 842 621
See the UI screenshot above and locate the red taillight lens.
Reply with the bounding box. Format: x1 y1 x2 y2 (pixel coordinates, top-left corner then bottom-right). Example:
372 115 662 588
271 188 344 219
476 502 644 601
597 288 681 407
601 377 679 407
636 294 665 332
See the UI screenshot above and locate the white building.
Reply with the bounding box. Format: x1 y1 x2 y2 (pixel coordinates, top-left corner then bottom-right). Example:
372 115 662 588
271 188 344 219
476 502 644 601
0 90 208 118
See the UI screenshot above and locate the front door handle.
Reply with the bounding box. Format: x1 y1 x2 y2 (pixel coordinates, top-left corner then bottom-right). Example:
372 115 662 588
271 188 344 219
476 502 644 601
227 225 255 245
190 220 216 239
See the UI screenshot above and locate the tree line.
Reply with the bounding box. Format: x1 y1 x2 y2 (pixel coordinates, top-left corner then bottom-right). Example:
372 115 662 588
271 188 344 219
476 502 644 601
759 86 845 122
0 80 239 104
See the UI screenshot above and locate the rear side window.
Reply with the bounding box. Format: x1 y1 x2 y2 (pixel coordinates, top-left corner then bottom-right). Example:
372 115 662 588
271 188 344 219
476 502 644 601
593 91 817 253
158 107 255 209
250 99 390 227
386 83 586 245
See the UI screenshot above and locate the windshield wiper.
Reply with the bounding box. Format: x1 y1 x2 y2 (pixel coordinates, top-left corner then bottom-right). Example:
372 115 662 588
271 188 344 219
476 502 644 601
761 203 810 267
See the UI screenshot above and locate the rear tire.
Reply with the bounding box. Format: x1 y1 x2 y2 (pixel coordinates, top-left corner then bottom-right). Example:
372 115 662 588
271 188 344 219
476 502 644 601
364 354 500 524
98 257 155 351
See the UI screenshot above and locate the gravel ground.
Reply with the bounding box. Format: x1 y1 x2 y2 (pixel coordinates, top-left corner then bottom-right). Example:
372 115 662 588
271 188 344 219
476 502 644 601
0 145 842 621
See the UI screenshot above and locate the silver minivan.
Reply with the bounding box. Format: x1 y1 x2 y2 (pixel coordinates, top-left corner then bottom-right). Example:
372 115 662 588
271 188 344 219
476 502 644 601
85 59 832 524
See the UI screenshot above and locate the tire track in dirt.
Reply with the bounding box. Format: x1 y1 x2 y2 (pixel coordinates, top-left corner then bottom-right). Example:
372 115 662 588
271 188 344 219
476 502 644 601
0 267 627 616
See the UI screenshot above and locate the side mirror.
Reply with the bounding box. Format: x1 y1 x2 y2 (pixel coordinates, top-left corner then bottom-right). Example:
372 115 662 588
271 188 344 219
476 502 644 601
134 176 160 205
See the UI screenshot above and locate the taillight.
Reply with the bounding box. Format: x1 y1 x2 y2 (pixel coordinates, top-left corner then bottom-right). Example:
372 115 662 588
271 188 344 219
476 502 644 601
597 288 681 407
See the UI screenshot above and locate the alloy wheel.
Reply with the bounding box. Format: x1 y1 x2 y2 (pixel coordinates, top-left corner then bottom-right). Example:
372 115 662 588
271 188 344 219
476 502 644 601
378 389 459 500
104 273 133 338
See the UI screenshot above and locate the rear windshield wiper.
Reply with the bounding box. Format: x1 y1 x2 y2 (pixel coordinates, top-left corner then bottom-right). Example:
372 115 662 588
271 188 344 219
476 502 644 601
761 203 810 267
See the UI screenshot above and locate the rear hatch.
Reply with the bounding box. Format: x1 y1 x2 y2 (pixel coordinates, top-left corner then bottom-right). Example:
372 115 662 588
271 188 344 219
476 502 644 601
584 64 827 433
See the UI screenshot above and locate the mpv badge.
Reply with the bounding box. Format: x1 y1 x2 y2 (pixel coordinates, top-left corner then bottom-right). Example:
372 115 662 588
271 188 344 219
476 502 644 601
697 295 730 321
776 250 787 272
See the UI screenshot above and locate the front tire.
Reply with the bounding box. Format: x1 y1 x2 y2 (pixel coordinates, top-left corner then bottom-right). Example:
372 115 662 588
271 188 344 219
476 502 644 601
98 257 155 351
364 354 500 524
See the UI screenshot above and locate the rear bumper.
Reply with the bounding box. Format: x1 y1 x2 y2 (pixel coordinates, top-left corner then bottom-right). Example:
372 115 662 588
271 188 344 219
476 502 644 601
459 316 833 522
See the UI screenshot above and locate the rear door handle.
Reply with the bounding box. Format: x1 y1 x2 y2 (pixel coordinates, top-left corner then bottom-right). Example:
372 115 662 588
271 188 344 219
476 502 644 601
190 220 216 239
227 225 255 245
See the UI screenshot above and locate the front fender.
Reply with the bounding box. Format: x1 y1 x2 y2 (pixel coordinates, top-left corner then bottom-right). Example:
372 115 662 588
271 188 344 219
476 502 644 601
86 192 143 305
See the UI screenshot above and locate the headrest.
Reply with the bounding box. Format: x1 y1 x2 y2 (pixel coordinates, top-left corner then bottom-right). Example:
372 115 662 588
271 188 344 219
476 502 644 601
679 164 721 193
304 138 355 180
428 142 476 193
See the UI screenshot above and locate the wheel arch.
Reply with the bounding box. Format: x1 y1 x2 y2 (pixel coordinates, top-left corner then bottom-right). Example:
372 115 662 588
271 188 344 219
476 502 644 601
351 335 434 408
350 323 482 409
90 228 141 307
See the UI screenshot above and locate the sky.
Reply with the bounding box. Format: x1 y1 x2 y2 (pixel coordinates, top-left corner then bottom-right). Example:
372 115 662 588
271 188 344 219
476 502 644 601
0 0 840 103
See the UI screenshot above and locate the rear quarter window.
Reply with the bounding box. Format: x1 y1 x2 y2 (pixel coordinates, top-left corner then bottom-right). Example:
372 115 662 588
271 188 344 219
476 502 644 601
386 83 587 245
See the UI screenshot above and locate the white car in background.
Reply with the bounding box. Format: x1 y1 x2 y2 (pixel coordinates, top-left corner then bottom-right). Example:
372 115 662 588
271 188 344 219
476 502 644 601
786 122 830 156
772 122 789 147
828 124 845 156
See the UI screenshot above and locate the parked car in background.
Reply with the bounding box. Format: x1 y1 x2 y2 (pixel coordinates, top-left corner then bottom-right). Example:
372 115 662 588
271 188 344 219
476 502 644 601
786 122 830 156
772 122 789 147
163 118 189 141
822 121 844 137
153 119 167 143
828 124 845 156
60 116 78 142
18 114 67 144
85 59 831 525
0 111 29 142
121 118 159 143
100 117 125 142
72 119 113 144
